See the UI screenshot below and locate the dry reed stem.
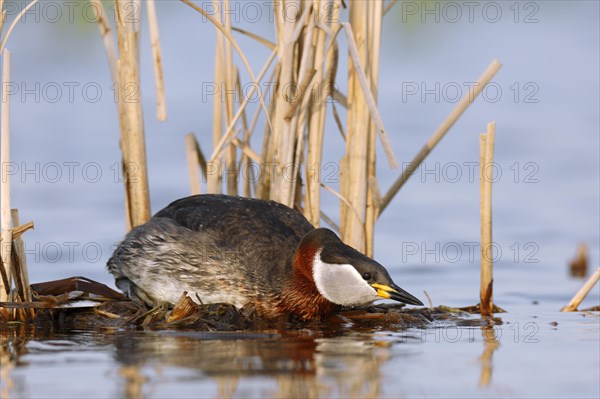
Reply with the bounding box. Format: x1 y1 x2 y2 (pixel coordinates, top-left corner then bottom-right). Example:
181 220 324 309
304 11 330 225
247 66 277 136
286 43 322 208
294 7 332 212
320 210 340 232
0 9 6 40
423 290 433 308
234 67 252 197
269 1 301 206
0 0 39 54
180 0 273 136
231 138 261 163
287 12 320 208
284 68 317 120
561 268 600 312
185 133 202 195
256 71 279 200
231 27 276 49
379 59 502 215
209 49 277 163
223 0 237 196
368 177 382 210
383 0 398 16
90 0 118 84
9 211 34 320
10 210 32 305
365 0 384 257
1 49 11 303
340 2 369 252
91 0 129 228
290 4 312 43
321 182 365 239
115 0 151 229
331 103 346 140
331 87 348 108
0 230 11 302
480 121 496 316
341 21 398 169
0 0 5 34
8 221 34 239
341 2 387 253
209 1 224 194
146 0 167 121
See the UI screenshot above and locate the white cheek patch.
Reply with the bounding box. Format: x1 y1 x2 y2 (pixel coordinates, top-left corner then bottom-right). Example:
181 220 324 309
312 251 379 306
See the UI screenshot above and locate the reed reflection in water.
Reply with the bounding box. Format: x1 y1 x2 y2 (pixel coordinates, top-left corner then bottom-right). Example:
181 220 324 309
111 329 407 398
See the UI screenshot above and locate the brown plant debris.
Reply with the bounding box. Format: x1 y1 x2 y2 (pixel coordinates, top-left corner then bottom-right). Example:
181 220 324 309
569 243 588 278
1 277 503 332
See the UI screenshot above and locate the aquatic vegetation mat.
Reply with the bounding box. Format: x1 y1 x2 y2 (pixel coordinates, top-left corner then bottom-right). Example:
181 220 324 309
0 277 507 333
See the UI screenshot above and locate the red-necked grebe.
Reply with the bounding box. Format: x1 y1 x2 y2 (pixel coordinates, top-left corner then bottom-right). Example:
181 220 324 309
107 194 423 320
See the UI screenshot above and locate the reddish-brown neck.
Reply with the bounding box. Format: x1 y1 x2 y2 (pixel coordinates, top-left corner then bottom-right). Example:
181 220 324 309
292 240 319 281
273 241 339 320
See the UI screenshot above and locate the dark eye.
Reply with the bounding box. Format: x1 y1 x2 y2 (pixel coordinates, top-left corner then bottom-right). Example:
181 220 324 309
362 272 371 281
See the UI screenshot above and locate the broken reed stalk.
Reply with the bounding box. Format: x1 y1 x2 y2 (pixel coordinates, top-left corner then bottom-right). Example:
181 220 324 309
561 267 600 312
146 0 167 121
480 121 496 316
1 49 11 304
185 133 202 195
10 209 35 320
379 59 502 215
114 0 151 229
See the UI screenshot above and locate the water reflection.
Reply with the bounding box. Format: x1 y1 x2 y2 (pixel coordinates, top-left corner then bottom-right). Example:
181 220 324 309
112 329 396 398
0 325 411 399
2 311 599 398
478 326 500 387
0 336 15 398
119 364 147 399
1 326 32 399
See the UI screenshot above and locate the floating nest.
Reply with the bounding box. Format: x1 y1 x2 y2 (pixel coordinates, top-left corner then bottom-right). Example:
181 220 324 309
0 276 506 333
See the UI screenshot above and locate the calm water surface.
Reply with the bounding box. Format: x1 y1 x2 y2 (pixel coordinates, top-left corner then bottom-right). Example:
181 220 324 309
1 1 599 398
2 264 598 398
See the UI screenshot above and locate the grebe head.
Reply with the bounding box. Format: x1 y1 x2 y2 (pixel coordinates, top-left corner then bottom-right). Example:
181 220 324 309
295 228 423 307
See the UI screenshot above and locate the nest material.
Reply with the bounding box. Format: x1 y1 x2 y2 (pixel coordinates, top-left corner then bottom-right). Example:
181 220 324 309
1 277 504 332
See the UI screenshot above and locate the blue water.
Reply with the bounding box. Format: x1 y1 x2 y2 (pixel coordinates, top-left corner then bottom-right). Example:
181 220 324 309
1 1 599 398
